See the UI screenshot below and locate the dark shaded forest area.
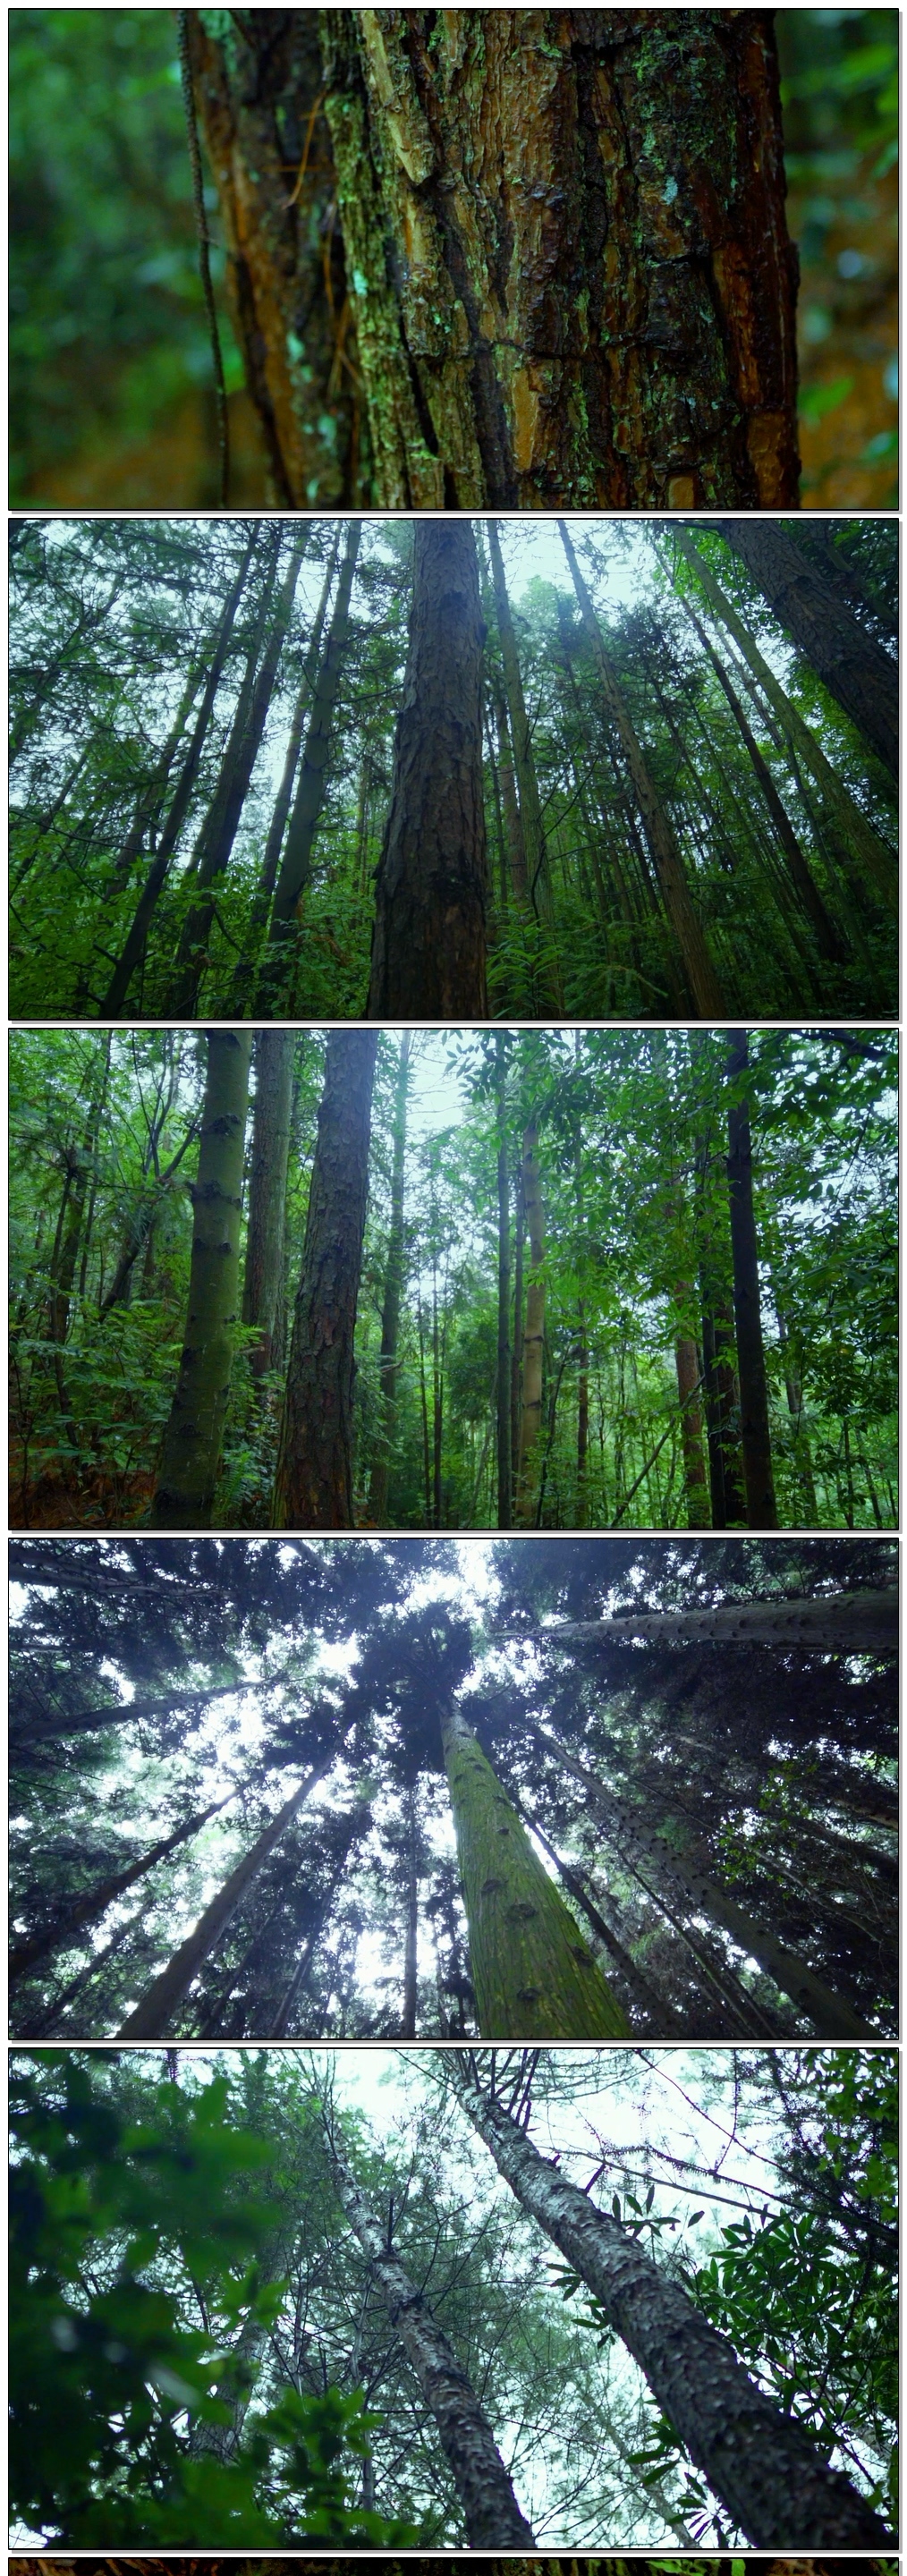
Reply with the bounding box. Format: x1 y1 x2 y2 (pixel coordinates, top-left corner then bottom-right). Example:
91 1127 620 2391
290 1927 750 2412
8 2046 897 2544
9 1535 897 2039
9 1027 897 1533
9 516 898 1023
9 10 897 507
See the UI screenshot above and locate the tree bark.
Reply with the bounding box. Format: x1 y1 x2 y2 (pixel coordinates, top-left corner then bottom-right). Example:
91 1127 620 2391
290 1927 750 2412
319 8 798 508
369 1030 411 1523
115 1751 337 2038
560 521 725 1015
451 2063 892 2547
273 1030 379 1527
256 520 362 1013
522 1589 897 1657
9 1795 233 1986
325 2123 537 2546
242 1030 297 1381
367 522 488 1018
402 1784 420 2038
149 1030 253 1529
513 1123 546 1526
441 1701 631 2038
720 521 898 783
725 1030 778 1528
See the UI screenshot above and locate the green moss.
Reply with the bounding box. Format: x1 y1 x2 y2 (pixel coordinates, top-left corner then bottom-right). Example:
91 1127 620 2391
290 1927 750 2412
443 1719 631 2039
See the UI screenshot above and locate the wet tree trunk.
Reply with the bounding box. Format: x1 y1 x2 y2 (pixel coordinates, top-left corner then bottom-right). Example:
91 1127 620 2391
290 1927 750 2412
721 520 898 782
318 9 798 508
452 2067 892 2546
99 528 259 1014
369 1030 411 1523
10 1794 234 1985
560 521 726 1014
115 1750 339 2038
242 1030 297 1382
367 522 488 1018
325 2123 537 2546
513 1123 546 1526
167 525 307 1013
494 1038 513 1530
256 520 362 1013
149 1030 253 1529
441 1700 630 2038
673 530 898 912
273 1029 379 1527
725 1030 778 1528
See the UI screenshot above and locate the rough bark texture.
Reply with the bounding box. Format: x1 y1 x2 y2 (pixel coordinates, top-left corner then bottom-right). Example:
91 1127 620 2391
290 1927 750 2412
529 1721 874 2039
115 1752 336 2038
725 1030 778 1529
367 522 488 1018
560 522 725 1014
9 1796 231 1984
184 10 360 506
527 1589 897 1657
242 1029 296 1379
326 2129 536 2545
369 1030 411 1522
150 1031 253 1529
273 1030 378 1527
320 8 799 507
453 2070 892 2547
721 521 898 783
441 1701 630 2038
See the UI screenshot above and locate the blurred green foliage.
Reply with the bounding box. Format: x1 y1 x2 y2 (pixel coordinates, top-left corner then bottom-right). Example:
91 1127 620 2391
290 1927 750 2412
776 8 898 498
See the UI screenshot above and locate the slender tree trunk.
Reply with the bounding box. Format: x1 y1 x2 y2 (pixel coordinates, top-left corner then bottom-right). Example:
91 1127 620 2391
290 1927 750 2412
720 521 898 783
527 1719 874 2038
725 1030 778 1528
487 524 562 1004
488 665 530 909
20 1677 247 1744
369 1030 411 1522
242 1030 297 1382
167 525 307 1013
273 1030 379 1527
99 530 259 1014
560 522 726 1014
510 1164 524 1495
402 1785 420 2038
325 2123 537 2546
10 1795 233 1985
773 1269 820 1522
513 1123 546 1526
672 530 897 913
108 666 203 890
674 1325 709 1528
317 10 798 508
693 1085 747 1527
431 1272 444 1528
115 1751 338 2038
228 537 341 1011
494 1038 513 1530
149 1030 253 1529
441 1701 630 2038
522 1589 896 1656
256 521 362 1013
367 523 488 1018
451 2065 891 2546
47 1036 113 1347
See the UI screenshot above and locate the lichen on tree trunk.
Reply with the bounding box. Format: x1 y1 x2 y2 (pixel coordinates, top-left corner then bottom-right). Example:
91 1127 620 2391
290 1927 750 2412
441 1702 631 2037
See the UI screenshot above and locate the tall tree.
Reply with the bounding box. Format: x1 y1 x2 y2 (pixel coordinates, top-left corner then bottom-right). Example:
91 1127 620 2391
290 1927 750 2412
9 1793 233 1986
227 534 341 1012
242 1030 297 1385
513 1121 547 1526
725 1030 778 1528
720 521 898 783
255 521 362 1013
273 1030 379 1528
149 1030 253 1529
367 523 488 1018
369 1031 412 1524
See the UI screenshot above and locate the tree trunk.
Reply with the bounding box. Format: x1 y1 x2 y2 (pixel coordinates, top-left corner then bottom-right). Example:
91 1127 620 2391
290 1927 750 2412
560 521 726 1014
513 1123 546 1526
487 524 562 1003
273 1030 379 1527
720 521 898 784
487 664 530 910
369 1030 411 1523
440 1701 630 2038
527 1719 875 2039
725 1030 778 1527
318 9 798 508
773 1269 820 1522
494 1038 513 1530
242 1030 297 1381
451 2065 892 2547
19 1677 247 1744
499 1773 684 2034
227 536 341 1013
149 1030 253 1529
99 528 259 1014
525 1588 896 1656
9 1795 233 1986
108 664 203 890
47 1036 113 1347
167 525 307 1013
367 522 488 1017
256 521 362 1013
672 530 897 913
325 2124 537 2546
674 1326 709 1528
402 1784 420 2038
115 1751 338 2038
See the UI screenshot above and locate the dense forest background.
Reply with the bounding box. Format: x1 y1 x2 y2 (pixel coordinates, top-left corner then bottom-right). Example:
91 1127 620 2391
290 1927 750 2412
10 2046 897 2545
9 1027 897 1533
9 1535 897 2040
9 10 897 507
9 516 898 1022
